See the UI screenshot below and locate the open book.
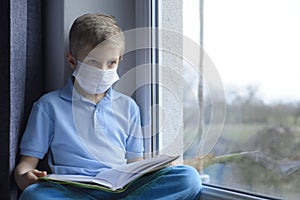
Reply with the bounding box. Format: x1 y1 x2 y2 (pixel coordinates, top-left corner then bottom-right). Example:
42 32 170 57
39 155 179 192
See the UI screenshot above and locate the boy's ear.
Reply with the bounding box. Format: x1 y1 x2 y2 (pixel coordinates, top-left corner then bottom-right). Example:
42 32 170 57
66 53 77 70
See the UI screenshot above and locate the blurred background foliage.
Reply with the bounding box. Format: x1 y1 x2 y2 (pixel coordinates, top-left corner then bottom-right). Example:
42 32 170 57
183 85 300 199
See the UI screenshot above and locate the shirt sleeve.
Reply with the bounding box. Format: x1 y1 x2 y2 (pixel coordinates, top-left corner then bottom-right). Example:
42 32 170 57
125 101 144 159
20 102 54 159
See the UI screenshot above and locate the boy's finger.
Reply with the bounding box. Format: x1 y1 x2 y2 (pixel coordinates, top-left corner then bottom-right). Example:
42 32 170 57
31 169 47 177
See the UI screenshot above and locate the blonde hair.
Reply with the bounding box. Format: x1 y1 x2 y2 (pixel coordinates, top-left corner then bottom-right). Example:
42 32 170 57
69 13 125 58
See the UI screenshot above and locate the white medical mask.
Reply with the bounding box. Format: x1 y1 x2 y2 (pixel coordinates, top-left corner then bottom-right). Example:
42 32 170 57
73 61 119 94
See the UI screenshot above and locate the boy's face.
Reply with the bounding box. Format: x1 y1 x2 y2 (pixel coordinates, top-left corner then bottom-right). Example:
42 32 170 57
72 44 122 70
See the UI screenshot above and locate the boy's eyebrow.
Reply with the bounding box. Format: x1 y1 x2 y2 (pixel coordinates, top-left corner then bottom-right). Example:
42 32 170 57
108 57 119 61
85 55 98 60
85 56 119 62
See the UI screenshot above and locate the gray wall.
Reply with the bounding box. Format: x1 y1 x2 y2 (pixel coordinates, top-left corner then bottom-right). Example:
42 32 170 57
43 0 185 158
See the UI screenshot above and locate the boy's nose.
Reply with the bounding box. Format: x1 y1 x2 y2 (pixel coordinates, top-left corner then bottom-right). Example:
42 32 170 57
94 63 108 70
97 65 108 70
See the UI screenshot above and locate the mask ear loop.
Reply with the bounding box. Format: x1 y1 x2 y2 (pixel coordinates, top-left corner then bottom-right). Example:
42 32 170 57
72 61 81 76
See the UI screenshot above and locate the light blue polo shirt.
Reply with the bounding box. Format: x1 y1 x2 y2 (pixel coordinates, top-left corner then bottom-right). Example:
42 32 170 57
20 78 144 176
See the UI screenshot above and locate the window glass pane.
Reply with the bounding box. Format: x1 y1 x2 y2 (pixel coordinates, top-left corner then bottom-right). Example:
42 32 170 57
183 0 300 199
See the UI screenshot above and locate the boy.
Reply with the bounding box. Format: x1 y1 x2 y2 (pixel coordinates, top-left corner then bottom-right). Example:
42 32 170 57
14 13 202 199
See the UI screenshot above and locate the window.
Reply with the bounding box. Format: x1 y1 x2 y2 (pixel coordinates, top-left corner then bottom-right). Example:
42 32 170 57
183 0 300 199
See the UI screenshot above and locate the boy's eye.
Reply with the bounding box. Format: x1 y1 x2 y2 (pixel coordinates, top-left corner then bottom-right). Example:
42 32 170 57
108 60 117 67
86 59 99 66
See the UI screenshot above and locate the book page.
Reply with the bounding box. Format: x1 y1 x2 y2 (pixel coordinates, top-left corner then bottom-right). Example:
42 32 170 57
95 155 179 190
42 155 179 191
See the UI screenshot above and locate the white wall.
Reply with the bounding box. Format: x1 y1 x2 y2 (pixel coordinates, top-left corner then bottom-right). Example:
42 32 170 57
159 0 184 159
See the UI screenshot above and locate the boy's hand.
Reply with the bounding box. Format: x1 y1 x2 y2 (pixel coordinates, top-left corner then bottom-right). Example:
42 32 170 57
14 156 45 190
16 169 47 190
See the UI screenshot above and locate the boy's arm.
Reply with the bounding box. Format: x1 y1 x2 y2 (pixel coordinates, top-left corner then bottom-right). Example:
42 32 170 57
14 155 47 190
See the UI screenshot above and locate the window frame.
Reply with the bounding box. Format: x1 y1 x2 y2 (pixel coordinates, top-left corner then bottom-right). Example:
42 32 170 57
134 0 161 158
200 184 281 200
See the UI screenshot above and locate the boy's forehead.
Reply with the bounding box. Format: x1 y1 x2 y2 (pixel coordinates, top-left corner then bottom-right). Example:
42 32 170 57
83 44 121 60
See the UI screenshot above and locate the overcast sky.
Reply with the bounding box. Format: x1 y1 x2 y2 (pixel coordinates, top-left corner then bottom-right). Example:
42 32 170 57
184 0 300 103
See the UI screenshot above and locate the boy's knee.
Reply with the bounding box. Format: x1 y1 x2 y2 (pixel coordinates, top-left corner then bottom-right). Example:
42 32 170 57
19 182 68 200
171 165 203 192
19 183 41 200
